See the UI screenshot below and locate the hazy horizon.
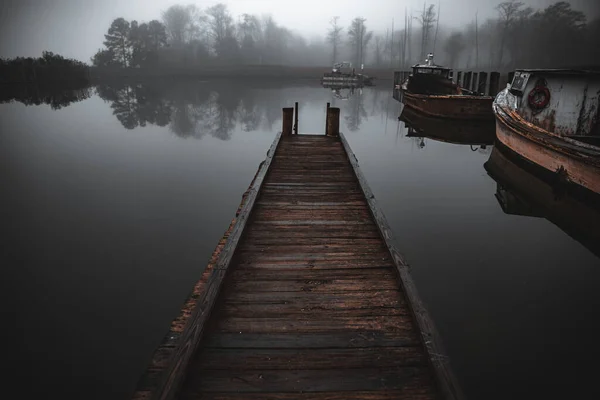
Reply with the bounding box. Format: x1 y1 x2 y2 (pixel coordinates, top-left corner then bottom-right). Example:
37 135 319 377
1 0 599 63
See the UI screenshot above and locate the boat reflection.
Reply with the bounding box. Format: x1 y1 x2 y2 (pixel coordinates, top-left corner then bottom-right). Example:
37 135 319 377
321 83 361 100
484 144 600 259
399 105 495 147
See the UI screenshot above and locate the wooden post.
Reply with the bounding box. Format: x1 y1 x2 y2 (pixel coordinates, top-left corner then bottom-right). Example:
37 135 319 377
293 102 299 134
471 72 478 92
489 71 500 96
477 72 487 95
326 107 340 137
282 107 293 136
325 102 330 136
463 72 472 91
508 71 515 85
456 71 462 86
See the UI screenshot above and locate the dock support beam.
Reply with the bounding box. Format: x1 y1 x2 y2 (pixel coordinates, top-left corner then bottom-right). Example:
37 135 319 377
477 72 487 95
326 107 340 137
294 102 299 134
325 102 330 136
489 72 500 96
471 72 479 92
463 72 472 92
282 107 293 136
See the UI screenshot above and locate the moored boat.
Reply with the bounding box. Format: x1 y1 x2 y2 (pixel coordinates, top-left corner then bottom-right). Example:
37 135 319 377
401 54 494 120
492 69 600 195
321 61 374 87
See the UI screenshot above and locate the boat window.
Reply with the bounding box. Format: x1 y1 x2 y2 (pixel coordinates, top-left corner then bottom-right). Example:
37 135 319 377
414 68 449 77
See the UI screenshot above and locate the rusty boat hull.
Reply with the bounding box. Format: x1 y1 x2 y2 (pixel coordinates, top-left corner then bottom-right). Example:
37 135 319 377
402 90 494 120
493 73 600 195
399 105 495 145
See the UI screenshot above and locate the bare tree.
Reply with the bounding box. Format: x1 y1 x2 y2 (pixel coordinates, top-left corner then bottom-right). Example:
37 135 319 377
162 4 205 46
443 31 465 68
373 35 384 66
348 17 373 68
415 4 437 62
327 17 344 64
496 1 524 66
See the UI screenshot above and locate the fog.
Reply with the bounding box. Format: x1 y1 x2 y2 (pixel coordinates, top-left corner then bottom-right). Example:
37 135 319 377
1 0 598 65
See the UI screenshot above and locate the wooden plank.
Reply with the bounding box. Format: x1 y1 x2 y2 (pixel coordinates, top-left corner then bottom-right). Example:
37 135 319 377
202 332 421 349
214 315 417 333
339 133 464 400
230 259 393 269
193 347 426 370
179 390 436 400
226 278 399 293
238 237 381 246
218 303 406 318
233 253 393 263
221 289 403 307
181 367 435 393
227 266 393 280
243 230 382 239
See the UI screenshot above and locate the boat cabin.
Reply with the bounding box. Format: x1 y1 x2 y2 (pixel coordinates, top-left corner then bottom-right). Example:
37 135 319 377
406 53 457 95
411 53 452 79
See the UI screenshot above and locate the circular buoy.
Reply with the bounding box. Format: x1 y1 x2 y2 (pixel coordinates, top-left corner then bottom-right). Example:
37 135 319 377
527 82 550 110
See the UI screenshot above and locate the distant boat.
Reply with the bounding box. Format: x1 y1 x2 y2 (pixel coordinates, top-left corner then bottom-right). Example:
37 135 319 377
399 105 495 146
321 61 374 87
485 143 600 259
400 53 493 120
492 68 600 195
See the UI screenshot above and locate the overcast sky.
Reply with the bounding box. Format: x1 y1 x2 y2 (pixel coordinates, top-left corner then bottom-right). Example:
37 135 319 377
1 0 598 62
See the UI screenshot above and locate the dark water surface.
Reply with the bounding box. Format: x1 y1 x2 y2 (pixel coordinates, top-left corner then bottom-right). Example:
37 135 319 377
1 81 599 399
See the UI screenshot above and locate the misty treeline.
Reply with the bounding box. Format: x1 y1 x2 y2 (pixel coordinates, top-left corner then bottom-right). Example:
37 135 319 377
90 0 598 72
94 81 395 134
0 51 89 84
91 3 332 68
370 0 600 70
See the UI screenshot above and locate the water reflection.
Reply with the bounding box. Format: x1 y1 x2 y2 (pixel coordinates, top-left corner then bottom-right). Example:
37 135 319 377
399 105 495 150
0 84 92 109
95 82 330 138
484 144 600 258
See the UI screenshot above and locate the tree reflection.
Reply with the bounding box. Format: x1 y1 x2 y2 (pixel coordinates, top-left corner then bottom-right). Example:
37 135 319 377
344 88 367 132
95 82 401 138
96 83 172 130
0 85 92 110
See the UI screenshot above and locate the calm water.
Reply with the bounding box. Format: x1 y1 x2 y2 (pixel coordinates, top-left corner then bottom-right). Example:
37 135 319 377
2 81 599 399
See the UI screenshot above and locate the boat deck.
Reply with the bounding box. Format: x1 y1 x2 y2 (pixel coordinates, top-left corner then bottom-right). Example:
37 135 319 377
132 126 461 400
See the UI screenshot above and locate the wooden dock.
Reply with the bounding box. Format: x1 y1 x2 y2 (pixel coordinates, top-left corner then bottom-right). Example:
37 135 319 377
132 106 463 400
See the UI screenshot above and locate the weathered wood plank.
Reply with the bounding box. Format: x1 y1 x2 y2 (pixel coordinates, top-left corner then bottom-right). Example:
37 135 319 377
202 332 421 349
179 390 435 400
340 133 463 400
182 367 434 393
230 259 394 269
227 278 399 293
228 266 393 279
193 347 426 370
221 289 403 307
238 237 381 246
215 315 416 333
218 303 407 318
